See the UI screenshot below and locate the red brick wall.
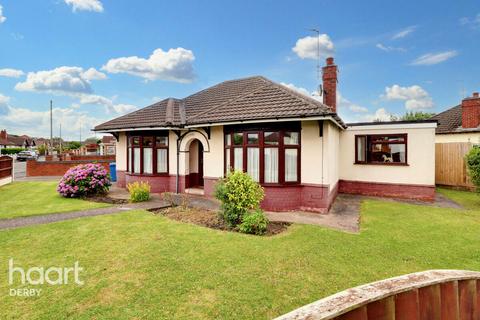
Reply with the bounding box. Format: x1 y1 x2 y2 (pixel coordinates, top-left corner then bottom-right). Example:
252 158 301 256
116 170 126 187
204 177 218 197
26 160 111 177
339 179 435 201
462 95 480 128
124 174 175 193
70 155 115 161
262 183 337 213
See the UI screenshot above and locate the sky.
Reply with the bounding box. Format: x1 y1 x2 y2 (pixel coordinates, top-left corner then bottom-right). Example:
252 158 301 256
0 0 479 140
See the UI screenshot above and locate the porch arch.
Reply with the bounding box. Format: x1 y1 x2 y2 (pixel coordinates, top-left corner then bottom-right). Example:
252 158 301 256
179 130 210 153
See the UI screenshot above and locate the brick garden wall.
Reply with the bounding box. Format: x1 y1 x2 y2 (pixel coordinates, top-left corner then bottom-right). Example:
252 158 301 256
26 160 111 177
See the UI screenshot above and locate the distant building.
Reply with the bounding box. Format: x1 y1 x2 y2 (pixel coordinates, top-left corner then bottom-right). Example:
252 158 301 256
0 130 37 149
99 136 116 155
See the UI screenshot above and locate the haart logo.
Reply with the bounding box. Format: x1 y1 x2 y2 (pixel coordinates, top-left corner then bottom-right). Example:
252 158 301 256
7 258 84 297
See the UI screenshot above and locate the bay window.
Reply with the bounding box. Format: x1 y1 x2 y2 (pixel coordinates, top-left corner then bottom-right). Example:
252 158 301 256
355 134 407 165
127 133 169 175
225 126 300 184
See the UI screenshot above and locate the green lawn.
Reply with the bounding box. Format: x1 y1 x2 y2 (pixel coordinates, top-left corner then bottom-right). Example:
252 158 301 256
0 187 479 319
0 182 110 219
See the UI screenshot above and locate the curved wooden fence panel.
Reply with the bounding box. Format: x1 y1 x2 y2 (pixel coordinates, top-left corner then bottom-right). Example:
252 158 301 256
275 270 480 320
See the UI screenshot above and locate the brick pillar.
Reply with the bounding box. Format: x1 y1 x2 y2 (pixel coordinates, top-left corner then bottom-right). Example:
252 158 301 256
322 57 338 113
462 92 480 128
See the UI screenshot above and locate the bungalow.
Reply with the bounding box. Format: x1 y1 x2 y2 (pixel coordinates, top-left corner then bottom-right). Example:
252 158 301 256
94 58 437 213
431 92 480 143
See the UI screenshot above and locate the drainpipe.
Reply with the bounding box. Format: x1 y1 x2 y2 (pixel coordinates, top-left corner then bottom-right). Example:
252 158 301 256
176 135 180 194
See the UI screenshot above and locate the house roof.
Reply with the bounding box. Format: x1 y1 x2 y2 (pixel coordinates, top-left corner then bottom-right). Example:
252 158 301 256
430 105 480 134
101 136 115 144
94 76 345 131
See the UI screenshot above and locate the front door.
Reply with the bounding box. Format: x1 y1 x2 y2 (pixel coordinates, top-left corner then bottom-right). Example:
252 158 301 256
198 143 204 186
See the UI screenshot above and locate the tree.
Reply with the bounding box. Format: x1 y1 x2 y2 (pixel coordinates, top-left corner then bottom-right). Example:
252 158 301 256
65 141 81 150
400 111 435 121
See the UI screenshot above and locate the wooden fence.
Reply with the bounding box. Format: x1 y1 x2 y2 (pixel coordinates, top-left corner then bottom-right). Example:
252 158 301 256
435 142 475 190
0 155 13 187
275 270 480 320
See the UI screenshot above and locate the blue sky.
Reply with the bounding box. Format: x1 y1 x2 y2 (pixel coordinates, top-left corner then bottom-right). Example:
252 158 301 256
0 0 479 140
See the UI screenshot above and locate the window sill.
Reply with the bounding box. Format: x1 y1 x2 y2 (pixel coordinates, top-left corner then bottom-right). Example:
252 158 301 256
354 162 409 166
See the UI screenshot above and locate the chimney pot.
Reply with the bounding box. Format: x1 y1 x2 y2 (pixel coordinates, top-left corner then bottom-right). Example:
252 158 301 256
473 92 479 98
326 57 334 66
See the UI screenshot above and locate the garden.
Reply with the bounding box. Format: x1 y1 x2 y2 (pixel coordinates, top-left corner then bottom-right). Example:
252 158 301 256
1 159 480 318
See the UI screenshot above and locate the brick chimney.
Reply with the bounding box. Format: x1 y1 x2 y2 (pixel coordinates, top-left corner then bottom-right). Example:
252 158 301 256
0 129 7 141
322 57 338 113
462 92 480 128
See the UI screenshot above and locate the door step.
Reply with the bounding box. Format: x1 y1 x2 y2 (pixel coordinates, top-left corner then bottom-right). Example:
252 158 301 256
185 188 204 196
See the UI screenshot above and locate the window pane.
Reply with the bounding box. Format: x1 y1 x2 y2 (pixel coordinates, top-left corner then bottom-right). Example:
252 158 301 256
234 148 243 171
264 148 279 183
133 148 141 173
356 136 366 162
284 132 299 145
132 137 140 146
285 149 298 182
370 143 406 163
143 148 153 174
247 148 260 181
128 148 132 172
156 136 168 146
157 149 167 173
264 132 279 145
143 137 154 147
225 134 231 146
233 133 243 145
247 133 259 145
225 148 231 172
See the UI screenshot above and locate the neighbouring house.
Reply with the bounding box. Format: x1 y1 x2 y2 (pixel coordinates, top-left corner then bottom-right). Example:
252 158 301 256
431 92 480 143
99 136 116 155
0 130 37 149
94 57 437 213
80 143 100 156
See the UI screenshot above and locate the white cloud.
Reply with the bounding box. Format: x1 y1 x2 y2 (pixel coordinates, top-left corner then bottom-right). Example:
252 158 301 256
0 5 6 23
362 108 396 122
15 66 105 95
392 26 416 40
292 34 334 60
102 47 195 82
280 82 313 97
0 68 24 78
0 93 9 115
78 94 137 114
410 50 458 66
82 67 107 81
64 0 103 12
384 84 434 110
375 43 406 52
460 14 480 29
0 99 104 140
338 92 368 113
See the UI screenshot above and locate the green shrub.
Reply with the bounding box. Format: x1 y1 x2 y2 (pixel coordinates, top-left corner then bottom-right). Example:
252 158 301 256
238 209 269 235
1 148 25 155
214 170 264 228
466 146 480 191
127 181 151 202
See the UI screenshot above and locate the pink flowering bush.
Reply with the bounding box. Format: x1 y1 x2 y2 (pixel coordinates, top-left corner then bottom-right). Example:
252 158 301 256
57 163 111 198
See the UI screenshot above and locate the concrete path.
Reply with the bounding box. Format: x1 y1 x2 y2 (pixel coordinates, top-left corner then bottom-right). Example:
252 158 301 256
0 199 170 230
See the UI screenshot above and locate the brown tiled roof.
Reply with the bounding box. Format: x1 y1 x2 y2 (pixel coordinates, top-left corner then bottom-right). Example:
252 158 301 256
430 105 480 134
94 76 345 131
